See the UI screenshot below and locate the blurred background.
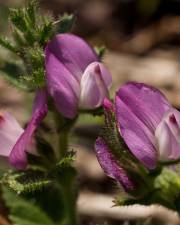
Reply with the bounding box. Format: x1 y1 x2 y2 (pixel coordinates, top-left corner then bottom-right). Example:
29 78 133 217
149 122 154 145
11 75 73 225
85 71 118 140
1 0 180 224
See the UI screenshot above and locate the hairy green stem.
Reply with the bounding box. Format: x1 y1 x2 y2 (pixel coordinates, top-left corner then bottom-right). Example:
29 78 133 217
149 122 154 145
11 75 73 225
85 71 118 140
59 130 68 159
61 179 77 225
55 114 77 225
59 131 77 225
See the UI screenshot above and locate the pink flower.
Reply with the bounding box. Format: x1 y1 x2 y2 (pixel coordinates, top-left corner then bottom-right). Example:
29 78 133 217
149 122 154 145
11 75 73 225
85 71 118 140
115 82 178 169
45 34 112 118
0 89 48 169
95 82 180 190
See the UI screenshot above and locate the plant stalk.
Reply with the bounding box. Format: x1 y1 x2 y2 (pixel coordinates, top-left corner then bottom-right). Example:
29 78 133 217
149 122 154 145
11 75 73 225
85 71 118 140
56 114 77 225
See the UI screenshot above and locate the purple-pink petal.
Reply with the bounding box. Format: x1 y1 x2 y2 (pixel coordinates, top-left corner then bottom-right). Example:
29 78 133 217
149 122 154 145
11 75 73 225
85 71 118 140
95 137 135 191
45 33 112 117
115 82 171 169
45 33 99 82
45 47 80 118
116 82 171 131
9 89 48 169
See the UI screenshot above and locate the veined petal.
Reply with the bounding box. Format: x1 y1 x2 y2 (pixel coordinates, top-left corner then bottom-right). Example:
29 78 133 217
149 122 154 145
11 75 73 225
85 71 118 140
115 82 171 169
79 62 112 109
45 34 99 82
116 96 157 169
116 82 171 132
155 108 180 161
9 89 48 169
0 112 24 157
45 46 80 118
95 137 135 191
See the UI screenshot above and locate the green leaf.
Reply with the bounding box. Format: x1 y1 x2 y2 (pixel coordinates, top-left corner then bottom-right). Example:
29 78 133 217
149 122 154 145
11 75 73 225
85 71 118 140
0 61 29 90
94 46 106 59
56 151 75 168
0 61 23 79
3 170 51 194
25 184 65 223
39 21 53 46
10 8 28 32
57 14 75 33
24 29 36 45
26 0 37 27
1 1 77 92
0 36 17 53
12 28 26 47
8 177 51 194
2 187 55 225
114 195 138 206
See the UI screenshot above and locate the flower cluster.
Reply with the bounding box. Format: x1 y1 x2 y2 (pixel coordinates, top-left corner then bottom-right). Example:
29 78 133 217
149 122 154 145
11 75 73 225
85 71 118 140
2 2 180 224
1 31 180 195
0 34 112 169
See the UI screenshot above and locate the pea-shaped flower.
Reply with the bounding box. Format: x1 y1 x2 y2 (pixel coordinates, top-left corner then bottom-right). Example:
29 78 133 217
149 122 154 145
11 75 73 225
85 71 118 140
95 82 180 190
0 90 48 169
115 82 180 169
45 34 112 118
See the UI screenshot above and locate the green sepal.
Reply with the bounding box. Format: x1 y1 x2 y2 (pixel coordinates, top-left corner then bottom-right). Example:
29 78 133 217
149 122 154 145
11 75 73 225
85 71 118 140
0 36 17 53
2 187 55 225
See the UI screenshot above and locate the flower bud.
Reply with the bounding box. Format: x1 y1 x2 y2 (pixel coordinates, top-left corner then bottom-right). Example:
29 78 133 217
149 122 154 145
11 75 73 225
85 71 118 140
45 34 112 118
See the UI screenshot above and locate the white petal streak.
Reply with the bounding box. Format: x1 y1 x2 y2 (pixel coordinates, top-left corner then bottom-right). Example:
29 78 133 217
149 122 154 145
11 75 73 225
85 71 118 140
80 62 112 109
155 108 180 161
0 112 23 157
